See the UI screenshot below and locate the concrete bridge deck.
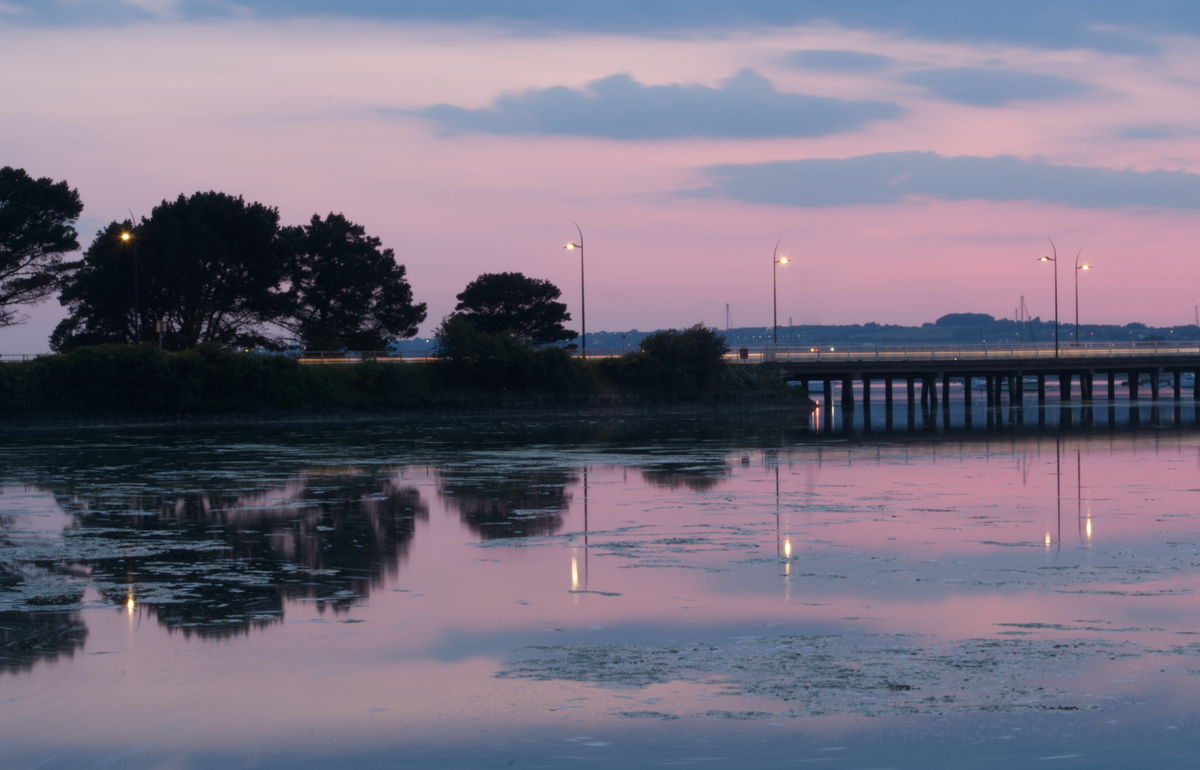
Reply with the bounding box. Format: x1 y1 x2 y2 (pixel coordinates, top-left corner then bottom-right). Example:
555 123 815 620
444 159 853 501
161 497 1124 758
732 341 1200 410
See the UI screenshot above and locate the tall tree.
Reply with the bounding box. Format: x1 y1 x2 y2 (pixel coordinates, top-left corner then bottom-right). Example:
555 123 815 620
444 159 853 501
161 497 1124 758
278 213 426 350
0 167 83 329
452 272 576 345
52 191 285 352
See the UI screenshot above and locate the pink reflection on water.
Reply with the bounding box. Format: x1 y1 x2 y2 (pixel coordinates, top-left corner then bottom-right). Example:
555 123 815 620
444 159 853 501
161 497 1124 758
1 431 1199 761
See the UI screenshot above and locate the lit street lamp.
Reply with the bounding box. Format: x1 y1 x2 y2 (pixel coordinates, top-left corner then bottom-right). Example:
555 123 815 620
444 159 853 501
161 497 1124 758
564 222 585 358
1074 249 1091 344
121 224 140 344
1038 238 1060 358
772 239 788 347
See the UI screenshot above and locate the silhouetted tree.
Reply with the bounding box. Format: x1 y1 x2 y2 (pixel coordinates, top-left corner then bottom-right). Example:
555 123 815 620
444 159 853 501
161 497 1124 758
452 272 576 345
278 213 426 350
52 192 286 352
0 167 83 329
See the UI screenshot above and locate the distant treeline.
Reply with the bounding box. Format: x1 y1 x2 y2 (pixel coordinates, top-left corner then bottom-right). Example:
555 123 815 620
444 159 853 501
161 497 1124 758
398 314 1199 353
0 327 802 416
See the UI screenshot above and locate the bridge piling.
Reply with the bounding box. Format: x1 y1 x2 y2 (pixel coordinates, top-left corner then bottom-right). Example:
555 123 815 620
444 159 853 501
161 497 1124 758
1151 375 1160 401
1173 371 1181 401
1195 370 1199 402
823 380 833 411
1060 373 1072 402
1038 374 1046 404
1108 372 1116 401
1129 371 1139 401
842 377 854 409
928 376 938 411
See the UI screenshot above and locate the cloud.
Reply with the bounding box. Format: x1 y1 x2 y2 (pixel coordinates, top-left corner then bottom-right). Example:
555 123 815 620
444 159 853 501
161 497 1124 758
1117 125 1200 140
689 152 1200 209
789 49 894 72
407 69 903 140
1 1 1177 53
900 67 1090 106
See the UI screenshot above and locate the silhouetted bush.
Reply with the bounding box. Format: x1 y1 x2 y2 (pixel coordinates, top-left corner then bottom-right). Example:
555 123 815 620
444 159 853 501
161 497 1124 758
597 324 731 397
432 315 593 396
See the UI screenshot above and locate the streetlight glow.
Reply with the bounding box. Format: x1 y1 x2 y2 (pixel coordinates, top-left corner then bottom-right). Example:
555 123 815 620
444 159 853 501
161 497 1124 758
1038 240 1060 357
1073 248 1089 345
772 239 788 347
564 223 585 358
121 232 131 241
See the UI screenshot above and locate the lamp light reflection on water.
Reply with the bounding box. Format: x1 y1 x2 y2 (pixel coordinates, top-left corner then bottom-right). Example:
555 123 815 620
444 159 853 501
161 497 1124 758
571 554 579 592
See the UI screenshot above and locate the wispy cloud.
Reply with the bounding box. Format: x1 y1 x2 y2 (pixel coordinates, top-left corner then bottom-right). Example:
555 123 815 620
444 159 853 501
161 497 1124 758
0 1 1171 53
1117 124 1200 139
407 69 903 140
690 152 1200 209
788 49 894 72
900 67 1090 106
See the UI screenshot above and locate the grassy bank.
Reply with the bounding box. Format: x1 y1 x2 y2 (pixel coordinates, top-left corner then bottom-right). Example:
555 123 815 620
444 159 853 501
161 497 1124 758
0 342 803 416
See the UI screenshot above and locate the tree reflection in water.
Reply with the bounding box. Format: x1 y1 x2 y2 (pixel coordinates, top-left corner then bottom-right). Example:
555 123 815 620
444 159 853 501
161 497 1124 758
0 611 88 675
437 468 575 539
45 472 427 639
641 462 730 492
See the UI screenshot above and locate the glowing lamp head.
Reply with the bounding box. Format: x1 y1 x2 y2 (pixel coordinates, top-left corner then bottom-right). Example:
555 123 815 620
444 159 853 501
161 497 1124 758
1080 264 1092 270
1039 256 1051 262
565 243 578 250
121 232 131 241
779 256 789 264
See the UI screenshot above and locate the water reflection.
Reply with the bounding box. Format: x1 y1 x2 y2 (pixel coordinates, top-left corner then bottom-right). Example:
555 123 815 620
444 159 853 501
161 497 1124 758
4 473 428 639
438 468 574 539
0 611 87 674
640 462 730 492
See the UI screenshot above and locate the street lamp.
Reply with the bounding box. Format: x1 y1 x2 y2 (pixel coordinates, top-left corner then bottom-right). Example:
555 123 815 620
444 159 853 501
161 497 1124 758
121 224 139 344
773 239 788 347
564 222 585 358
1074 249 1091 345
1038 238 1059 358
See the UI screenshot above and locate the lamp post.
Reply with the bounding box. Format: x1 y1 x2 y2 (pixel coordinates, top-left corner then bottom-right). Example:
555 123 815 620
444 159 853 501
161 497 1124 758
1038 238 1059 358
120 225 139 344
564 222 585 358
1074 249 1091 345
772 239 788 347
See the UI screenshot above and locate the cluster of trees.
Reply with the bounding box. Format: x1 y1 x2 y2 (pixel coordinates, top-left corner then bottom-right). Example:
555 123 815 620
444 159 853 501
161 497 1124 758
0 166 586 354
2 167 757 404
54 194 427 352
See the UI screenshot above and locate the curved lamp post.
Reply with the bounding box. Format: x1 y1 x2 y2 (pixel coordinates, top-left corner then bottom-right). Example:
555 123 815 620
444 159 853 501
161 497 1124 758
773 239 788 346
1074 249 1091 344
120 223 139 344
564 222 585 358
1039 238 1059 358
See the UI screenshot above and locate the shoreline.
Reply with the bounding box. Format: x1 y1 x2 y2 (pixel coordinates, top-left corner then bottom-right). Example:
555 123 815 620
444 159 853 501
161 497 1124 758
0 394 818 434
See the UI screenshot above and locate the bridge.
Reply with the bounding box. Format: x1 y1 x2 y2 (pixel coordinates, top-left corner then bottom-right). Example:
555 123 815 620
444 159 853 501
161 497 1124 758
731 342 1200 415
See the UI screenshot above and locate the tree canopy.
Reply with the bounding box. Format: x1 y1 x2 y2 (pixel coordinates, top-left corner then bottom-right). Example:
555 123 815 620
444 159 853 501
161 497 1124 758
0 167 83 329
452 271 576 345
52 192 286 352
278 213 426 350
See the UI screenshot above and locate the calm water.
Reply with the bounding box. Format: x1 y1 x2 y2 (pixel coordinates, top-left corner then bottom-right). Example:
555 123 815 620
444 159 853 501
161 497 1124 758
2 406 1199 769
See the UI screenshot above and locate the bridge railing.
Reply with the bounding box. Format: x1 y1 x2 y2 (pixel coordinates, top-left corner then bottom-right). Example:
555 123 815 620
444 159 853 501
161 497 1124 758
726 341 1200 364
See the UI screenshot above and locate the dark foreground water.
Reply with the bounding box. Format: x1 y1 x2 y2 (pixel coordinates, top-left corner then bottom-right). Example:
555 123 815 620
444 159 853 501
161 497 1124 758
1 402 1199 769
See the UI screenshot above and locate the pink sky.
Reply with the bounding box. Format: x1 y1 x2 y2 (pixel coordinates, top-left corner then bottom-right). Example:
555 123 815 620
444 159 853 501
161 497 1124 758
2 17 1199 351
